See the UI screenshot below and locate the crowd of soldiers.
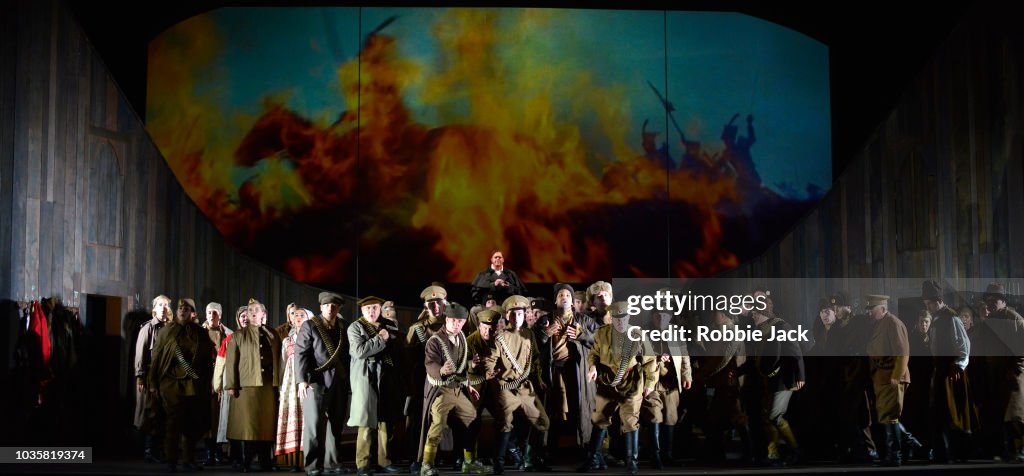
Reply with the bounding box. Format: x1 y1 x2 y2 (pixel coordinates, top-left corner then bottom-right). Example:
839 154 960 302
133 252 1024 475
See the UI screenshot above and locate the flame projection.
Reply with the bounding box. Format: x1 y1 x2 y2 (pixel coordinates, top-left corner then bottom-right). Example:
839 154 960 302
146 7 830 297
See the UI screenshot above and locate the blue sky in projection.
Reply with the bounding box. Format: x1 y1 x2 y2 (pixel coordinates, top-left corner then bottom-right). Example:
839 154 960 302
200 7 831 197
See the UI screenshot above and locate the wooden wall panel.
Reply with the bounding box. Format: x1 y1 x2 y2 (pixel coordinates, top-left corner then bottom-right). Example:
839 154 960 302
0 0 15 300
3 0 330 330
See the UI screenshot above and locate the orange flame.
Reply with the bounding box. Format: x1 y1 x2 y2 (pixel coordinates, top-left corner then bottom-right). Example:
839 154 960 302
148 8 752 287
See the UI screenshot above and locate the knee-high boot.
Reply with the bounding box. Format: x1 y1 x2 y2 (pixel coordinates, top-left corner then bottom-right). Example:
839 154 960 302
576 427 607 473
897 422 927 461
661 424 677 466
494 432 512 475
649 424 663 469
527 427 552 472
882 424 902 467
624 431 639 475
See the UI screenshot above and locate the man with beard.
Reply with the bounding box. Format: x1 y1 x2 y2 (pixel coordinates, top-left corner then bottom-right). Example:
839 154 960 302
136 295 173 464
149 298 215 472
406 285 450 472
226 298 282 472
640 309 691 468
577 302 656 475
418 303 480 476
921 280 973 463
536 284 597 466
296 292 351 476
471 251 527 305
348 296 406 476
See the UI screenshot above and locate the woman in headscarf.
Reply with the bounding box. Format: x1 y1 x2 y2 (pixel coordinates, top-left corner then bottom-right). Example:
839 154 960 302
276 305 310 471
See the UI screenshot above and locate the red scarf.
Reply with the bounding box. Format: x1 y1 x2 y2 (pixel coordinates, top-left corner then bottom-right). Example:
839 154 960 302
29 301 53 403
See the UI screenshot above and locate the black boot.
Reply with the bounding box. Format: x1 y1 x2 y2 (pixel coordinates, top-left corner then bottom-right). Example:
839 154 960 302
576 428 607 472
898 422 928 461
661 424 676 466
650 424 663 469
494 432 512 475
145 435 164 464
624 431 639 475
229 440 242 471
882 424 902 467
241 441 254 473
507 444 524 471
527 430 552 472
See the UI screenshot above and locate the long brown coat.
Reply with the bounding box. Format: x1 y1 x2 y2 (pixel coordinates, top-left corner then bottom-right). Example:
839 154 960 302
134 318 166 430
867 312 911 386
225 325 282 440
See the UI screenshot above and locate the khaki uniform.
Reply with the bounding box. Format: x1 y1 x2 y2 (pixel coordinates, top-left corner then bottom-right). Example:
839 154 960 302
641 340 690 425
489 329 550 432
407 314 446 461
148 321 215 466
588 326 657 432
467 331 499 416
225 325 282 441
420 329 477 463
867 312 910 423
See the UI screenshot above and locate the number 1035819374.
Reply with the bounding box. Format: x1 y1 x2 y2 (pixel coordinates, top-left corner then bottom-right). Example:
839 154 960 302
1 447 91 463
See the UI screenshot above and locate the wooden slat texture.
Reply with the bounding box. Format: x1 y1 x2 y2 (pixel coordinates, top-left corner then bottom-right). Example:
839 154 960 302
1 0 330 329
0 0 18 299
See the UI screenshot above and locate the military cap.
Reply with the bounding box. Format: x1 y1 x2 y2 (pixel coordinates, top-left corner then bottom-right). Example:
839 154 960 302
864 294 890 308
607 301 630 318
357 296 385 307
420 285 448 301
447 302 469 320
830 292 849 307
477 308 501 326
554 283 575 296
586 281 614 304
502 295 531 313
921 280 944 301
482 293 497 305
531 297 551 312
319 292 344 305
984 282 1006 300
206 302 222 315
177 298 196 310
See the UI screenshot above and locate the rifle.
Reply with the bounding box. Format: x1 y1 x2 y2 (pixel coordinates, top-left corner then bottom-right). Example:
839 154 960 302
647 80 688 144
